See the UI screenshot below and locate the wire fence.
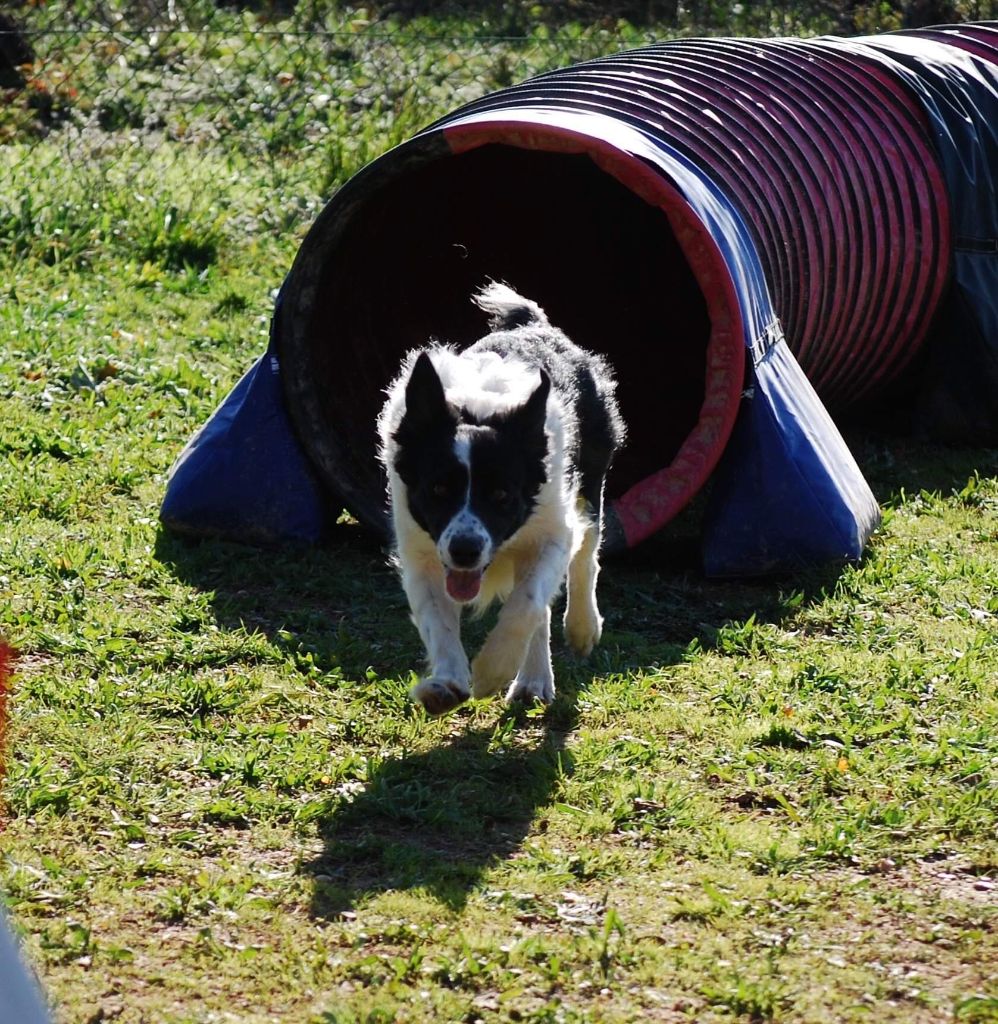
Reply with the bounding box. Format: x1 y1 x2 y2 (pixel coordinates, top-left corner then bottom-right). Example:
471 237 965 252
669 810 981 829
2 1 996 262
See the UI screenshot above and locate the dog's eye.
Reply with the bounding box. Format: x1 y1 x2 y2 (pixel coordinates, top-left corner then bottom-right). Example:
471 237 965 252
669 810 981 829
432 482 449 498
492 488 510 503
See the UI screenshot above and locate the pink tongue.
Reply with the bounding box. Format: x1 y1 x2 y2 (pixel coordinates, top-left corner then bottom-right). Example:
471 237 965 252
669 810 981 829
446 569 483 602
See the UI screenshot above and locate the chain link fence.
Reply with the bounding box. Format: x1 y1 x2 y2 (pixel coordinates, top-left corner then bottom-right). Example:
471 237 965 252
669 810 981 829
2 1 995 264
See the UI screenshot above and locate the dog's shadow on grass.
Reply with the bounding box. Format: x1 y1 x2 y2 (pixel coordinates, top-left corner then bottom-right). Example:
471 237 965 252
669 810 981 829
301 696 583 916
156 527 602 914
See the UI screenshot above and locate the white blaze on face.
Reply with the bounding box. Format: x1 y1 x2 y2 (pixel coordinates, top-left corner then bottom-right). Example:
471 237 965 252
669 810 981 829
438 427 494 603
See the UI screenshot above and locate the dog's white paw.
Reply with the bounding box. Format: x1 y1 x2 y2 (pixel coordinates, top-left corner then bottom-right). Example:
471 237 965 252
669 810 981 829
506 673 555 706
564 603 603 658
410 675 470 716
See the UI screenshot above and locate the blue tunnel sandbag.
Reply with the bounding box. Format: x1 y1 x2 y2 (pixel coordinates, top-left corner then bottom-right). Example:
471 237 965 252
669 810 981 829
703 342 881 577
159 332 329 545
161 25 997 574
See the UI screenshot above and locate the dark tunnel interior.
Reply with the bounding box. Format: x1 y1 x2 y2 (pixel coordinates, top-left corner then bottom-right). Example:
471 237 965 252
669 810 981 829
299 144 714 517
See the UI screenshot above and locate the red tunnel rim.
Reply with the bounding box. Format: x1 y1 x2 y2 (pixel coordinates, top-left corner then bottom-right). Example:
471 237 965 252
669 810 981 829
441 117 746 548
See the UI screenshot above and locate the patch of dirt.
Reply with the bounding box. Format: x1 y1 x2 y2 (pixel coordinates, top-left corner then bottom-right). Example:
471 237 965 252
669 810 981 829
904 857 996 908
798 861 997 1021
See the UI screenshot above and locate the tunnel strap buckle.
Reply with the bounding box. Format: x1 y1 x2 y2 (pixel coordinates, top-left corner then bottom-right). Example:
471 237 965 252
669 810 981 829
749 319 784 368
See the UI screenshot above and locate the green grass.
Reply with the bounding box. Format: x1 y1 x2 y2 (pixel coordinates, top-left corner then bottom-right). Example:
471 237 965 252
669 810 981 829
3 5 998 1023
3 427 996 1024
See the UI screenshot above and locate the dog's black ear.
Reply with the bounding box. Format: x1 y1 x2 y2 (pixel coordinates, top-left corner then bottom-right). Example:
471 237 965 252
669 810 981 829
403 352 449 428
517 369 551 436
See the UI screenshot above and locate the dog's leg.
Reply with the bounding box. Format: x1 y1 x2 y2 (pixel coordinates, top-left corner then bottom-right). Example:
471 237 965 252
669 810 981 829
507 605 555 704
564 508 603 657
404 564 470 716
471 539 569 699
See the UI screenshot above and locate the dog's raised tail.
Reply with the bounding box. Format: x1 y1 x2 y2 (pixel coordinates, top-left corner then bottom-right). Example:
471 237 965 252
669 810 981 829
473 282 549 330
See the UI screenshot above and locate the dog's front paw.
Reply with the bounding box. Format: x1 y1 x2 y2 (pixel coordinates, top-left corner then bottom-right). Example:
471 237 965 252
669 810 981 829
564 603 603 658
471 643 526 699
507 673 555 706
410 676 470 716
471 655 515 699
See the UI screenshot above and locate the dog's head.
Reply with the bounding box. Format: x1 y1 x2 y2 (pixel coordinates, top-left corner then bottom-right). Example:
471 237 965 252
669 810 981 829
392 352 550 603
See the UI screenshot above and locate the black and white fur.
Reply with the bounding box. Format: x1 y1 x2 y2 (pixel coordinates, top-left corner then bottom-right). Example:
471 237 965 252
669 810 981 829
378 283 625 716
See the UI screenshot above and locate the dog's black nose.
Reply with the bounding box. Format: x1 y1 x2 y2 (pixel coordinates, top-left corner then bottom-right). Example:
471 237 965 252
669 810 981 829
448 534 485 568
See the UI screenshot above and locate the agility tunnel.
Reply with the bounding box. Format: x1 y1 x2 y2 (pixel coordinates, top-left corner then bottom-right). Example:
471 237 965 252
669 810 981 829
161 24 998 576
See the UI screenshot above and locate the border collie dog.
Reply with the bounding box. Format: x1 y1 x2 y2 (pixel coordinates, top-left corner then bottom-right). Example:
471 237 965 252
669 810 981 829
378 283 625 716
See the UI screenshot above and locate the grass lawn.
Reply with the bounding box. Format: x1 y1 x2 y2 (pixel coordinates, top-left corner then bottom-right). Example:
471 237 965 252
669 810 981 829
2 7 998 1023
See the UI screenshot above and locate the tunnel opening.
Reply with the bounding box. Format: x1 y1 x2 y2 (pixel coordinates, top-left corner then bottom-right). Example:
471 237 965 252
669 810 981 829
279 127 744 543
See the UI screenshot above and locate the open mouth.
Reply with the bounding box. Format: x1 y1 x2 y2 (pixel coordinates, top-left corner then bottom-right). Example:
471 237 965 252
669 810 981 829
445 568 484 603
